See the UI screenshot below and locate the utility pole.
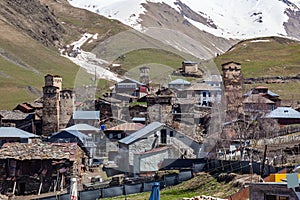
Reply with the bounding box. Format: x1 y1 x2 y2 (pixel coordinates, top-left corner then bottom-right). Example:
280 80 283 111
260 144 268 178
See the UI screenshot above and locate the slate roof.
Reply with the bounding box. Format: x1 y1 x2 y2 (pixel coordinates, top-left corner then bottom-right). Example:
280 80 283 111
63 124 99 131
119 122 164 145
73 111 100 120
0 127 39 138
265 107 300 119
0 110 34 120
186 83 221 91
0 142 81 161
107 123 145 131
168 79 191 85
243 94 275 104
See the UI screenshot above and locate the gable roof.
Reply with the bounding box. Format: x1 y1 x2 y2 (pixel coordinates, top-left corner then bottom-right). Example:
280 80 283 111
168 79 191 85
0 127 39 138
265 107 300 119
119 122 164 145
63 124 99 131
51 130 90 142
243 94 275 104
73 111 100 120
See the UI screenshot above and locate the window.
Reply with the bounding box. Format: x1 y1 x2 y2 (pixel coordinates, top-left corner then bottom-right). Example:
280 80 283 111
170 131 174 137
109 133 113 139
117 134 122 139
265 195 289 200
161 129 167 144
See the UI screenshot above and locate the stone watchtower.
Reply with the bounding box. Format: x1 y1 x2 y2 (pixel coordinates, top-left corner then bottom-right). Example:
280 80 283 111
42 74 74 135
222 61 243 119
139 66 150 86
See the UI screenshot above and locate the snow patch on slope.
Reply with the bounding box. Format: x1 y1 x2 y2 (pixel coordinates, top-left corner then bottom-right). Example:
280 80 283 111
68 0 297 40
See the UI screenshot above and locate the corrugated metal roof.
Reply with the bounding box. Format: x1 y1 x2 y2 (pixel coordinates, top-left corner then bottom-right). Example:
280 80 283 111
265 107 300 119
51 130 90 142
119 122 164 145
0 127 39 138
63 124 99 131
73 111 100 120
267 90 280 97
168 79 191 85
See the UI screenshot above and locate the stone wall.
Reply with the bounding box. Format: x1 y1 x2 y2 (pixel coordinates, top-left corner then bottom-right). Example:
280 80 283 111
42 86 60 135
59 90 74 130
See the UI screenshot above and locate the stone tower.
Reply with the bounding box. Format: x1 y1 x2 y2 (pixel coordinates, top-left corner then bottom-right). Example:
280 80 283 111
222 61 243 119
139 66 150 85
42 74 74 135
59 90 74 130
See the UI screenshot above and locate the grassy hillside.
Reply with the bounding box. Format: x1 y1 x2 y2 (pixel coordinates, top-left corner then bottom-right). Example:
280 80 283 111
0 0 129 109
104 173 240 200
214 36 300 104
214 37 300 78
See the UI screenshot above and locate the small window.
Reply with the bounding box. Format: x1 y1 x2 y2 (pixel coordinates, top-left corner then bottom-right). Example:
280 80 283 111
170 131 174 137
109 133 113 139
161 129 167 144
117 134 122 139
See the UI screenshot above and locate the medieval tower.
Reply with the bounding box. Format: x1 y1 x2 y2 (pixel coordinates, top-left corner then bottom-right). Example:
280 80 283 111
42 74 74 135
139 66 150 86
222 61 243 120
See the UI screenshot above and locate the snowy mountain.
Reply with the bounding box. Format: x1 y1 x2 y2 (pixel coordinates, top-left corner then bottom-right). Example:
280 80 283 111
67 0 300 58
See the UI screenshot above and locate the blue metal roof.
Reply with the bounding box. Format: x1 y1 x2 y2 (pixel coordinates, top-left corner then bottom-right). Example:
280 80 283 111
267 90 280 97
119 122 164 145
265 107 300 119
132 117 146 122
73 111 100 120
0 127 39 138
64 124 99 131
168 79 191 85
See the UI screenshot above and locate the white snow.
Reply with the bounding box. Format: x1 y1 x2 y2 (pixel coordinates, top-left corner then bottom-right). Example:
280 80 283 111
250 39 271 43
62 33 122 82
67 0 298 40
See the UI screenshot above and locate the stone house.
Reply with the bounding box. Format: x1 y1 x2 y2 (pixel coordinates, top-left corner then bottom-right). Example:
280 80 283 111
182 61 199 74
0 110 41 134
243 86 281 114
0 142 86 195
49 130 95 160
185 82 222 108
250 182 299 200
265 107 300 125
113 78 149 99
118 122 202 174
104 123 145 161
63 124 104 157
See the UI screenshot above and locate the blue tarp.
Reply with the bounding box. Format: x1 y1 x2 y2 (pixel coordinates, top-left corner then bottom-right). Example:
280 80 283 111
149 182 160 200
